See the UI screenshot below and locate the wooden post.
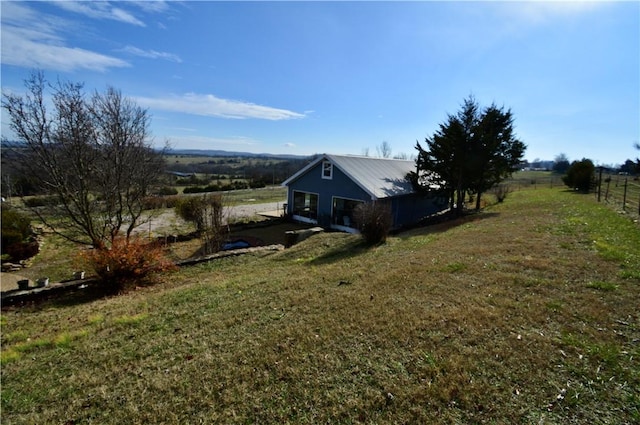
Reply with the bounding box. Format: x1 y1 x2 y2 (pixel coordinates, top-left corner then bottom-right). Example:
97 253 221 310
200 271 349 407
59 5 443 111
597 167 603 202
623 178 628 211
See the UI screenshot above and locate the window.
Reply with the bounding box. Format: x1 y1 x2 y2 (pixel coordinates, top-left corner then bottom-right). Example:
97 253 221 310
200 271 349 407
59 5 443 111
332 197 363 228
322 161 333 179
292 191 318 221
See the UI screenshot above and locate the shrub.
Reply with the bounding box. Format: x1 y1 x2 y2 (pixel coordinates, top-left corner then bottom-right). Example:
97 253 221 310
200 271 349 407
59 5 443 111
23 195 59 207
175 194 228 254
81 237 176 293
491 184 512 203
353 201 393 245
156 186 179 196
5 241 39 262
1 207 31 248
1 206 36 260
562 159 596 192
141 194 182 210
249 180 267 189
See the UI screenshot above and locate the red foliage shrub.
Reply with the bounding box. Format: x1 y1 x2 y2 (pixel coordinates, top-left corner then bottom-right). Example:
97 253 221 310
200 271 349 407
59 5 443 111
81 237 176 293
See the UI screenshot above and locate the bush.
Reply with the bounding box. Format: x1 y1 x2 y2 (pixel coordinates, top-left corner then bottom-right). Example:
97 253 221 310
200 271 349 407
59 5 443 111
81 237 176 293
23 195 59 207
141 194 182 210
353 201 393 245
5 241 39 262
491 184 512 203
156 186 178 196
1 206 35 260
562 159 596 193
175 194 228 254
1 207 31 247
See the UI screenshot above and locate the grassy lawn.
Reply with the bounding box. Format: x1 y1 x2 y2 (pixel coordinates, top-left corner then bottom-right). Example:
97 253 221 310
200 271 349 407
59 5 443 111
223 185 286 206
2 188 639 424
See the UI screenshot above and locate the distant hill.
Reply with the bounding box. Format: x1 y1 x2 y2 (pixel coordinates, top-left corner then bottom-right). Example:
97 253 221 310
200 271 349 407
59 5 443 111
164 148 311 160
1 141 312 161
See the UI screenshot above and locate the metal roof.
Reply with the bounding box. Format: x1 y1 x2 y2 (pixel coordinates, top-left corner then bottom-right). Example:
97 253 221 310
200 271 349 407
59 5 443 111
282 154 417 200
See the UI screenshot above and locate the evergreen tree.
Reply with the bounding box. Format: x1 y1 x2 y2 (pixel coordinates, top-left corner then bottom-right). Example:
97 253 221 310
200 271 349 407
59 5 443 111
411 96 525 214
562 159 595 192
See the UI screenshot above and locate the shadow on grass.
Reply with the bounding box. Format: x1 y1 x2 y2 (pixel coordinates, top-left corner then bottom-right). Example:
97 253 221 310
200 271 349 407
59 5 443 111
395 210 501 240
1 278 154 310
46 283 117 308
309 235 370 266
1 281 111 310
562 188 592 195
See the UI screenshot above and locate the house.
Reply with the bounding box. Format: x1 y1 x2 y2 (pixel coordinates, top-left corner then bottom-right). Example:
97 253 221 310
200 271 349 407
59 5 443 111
281 154 447 232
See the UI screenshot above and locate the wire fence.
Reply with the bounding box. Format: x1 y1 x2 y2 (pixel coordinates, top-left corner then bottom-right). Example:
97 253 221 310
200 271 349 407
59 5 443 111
503 171 640 217
504 172 565 191
596 172 640 216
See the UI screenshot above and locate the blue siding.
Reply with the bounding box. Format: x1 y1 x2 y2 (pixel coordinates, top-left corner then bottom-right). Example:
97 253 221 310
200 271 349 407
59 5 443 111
286 158 447 229
287 162 371 226
390 194 447 228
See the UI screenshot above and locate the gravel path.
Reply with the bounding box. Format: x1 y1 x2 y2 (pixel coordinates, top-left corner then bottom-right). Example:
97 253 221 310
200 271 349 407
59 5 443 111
227 201 285 219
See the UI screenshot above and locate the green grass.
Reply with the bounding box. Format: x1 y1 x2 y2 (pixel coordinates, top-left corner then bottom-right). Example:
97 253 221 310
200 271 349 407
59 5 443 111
223 185 287 205
1 188 639 424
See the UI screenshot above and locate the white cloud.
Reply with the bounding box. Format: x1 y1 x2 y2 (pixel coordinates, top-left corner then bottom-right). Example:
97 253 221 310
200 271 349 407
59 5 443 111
136 93 306 121
120 45 182 63
284 142 296 148
1 25 129 72
51 1 146 27
1 2 130 72
495 1 605 27
131 1 172 14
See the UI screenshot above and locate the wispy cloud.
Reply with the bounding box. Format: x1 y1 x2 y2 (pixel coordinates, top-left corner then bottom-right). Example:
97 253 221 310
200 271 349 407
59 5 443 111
131 1 172 14
120 45 182 63
165 135 261 149
0 2 129 72
51 1 146 27
494 1 606 27
136 93 306 120
284 142 296 148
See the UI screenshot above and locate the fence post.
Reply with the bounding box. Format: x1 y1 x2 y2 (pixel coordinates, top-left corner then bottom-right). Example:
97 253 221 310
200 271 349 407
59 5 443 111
597 167 603 202
623 178 628 211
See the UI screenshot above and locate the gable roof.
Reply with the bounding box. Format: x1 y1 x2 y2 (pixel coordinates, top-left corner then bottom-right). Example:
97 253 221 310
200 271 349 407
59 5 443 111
282 154 417 199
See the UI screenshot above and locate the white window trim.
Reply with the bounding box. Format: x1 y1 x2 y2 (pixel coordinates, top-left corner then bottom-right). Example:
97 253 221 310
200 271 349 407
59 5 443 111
291 190 319 224
321 160 333 180
330 195 364 231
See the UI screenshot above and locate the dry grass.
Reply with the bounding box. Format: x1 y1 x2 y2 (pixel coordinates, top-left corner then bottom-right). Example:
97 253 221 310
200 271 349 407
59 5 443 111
1 188 638 424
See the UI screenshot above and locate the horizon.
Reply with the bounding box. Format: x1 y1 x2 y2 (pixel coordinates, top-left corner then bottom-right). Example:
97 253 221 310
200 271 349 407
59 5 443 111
0 138 633 169
1 1 638 166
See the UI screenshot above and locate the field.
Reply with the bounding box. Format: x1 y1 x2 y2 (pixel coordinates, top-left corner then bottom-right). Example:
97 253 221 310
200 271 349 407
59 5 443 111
1 188 639 424
505 170 640 216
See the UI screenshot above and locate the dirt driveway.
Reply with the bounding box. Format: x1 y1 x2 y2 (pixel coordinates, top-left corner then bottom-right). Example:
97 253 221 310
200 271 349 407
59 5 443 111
136 201 286 236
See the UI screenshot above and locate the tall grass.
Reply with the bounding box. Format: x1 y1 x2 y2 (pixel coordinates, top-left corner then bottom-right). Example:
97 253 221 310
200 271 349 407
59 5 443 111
1 188 638 424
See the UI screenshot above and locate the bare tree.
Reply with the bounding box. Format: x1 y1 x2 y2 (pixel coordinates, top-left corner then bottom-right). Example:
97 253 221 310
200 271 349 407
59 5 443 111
2 71 165 249
175 194 229 254
376 141 392 158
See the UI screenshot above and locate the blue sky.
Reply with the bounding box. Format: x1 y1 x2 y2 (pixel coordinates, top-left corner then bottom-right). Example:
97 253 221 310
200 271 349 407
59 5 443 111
1 1 638 165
